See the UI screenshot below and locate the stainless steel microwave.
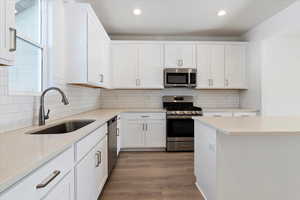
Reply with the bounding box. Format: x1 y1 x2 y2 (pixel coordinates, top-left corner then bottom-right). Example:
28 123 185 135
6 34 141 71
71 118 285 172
164 68 197 88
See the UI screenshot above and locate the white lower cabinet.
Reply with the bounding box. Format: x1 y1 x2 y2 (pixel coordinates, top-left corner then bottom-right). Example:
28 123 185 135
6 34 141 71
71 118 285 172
0 147 74 200
0 124 109 200
122 119 144 148
76 136 108 200
121 113 166 149
145 120 166 148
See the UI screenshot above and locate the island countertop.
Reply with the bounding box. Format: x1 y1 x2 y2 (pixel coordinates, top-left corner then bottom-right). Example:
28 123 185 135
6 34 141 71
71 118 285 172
193 116 300 135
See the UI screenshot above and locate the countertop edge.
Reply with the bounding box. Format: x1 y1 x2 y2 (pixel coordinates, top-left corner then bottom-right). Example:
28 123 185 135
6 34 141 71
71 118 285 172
193 117 300 136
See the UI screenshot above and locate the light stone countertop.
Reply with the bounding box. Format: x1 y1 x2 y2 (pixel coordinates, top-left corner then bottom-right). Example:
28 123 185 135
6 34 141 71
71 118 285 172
203 108 259 113
194 116 300 135
0 108 166 194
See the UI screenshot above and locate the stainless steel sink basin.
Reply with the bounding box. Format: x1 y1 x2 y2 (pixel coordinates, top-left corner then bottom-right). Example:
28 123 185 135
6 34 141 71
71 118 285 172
27 120 96 135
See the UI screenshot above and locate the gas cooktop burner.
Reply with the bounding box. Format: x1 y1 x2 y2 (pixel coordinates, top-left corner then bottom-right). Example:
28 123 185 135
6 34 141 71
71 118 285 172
166 110 202 116
163 96 203 117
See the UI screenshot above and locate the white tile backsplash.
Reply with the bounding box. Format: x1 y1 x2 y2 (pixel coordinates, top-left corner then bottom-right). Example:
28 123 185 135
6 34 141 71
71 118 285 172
0 68 101 134
100 89 240 109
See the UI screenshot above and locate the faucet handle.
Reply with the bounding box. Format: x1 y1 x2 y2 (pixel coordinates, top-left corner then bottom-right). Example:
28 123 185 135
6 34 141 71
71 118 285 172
45 109 50 120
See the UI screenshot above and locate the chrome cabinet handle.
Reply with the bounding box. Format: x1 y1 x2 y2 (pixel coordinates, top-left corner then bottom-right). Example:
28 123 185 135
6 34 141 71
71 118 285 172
142 123 145 131
36 170 61 189
141 115 150 118
145 123 148 131
177 59 183 67
136 79 141 86
225 79 229 87
211 79 214 87
117 127 120 136
95 151 101 167
99 74 104 83
9 28 16 52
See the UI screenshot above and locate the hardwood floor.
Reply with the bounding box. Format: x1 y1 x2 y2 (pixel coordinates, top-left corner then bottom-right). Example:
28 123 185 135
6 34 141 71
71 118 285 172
100 152 204 200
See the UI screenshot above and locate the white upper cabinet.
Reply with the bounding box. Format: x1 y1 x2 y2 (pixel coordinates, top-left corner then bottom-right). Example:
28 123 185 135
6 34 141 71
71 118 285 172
210 45 225 88
197 44 225 88
112 44 139 88
112 43 164 89
197 43 247 89
139 44 164 88
225 45 247 89
65 3 110 88
0 0 16 66
164 44 196 68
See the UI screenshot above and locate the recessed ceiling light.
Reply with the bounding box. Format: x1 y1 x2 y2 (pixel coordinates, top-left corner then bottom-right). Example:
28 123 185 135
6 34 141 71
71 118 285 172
133 8 142 16
217 10 227 17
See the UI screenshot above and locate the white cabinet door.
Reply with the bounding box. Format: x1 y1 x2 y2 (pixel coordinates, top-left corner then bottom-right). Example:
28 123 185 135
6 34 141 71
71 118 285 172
122 119 144 148
94 137 108 197
112 45 138 88
87 14 102 84
225 45 247 88
197 44 225 89
138 44 164 88
102 42 111 88
145 120 166 148
43 172 74 200
165 44 196 68
76 145 98 200
197 45 211 88
76 136 108 200
210 45 225 88
0 0 15 65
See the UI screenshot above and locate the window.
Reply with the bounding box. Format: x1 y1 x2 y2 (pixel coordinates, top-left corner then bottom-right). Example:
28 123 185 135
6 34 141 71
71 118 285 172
9 0 45 94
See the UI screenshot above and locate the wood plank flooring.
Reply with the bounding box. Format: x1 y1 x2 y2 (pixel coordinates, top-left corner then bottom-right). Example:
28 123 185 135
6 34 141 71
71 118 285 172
100 152 204 200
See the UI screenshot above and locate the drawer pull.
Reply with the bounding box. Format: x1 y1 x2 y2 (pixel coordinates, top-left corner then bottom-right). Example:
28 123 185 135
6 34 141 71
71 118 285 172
95 151 102 167
36 170 61 189
117 128 120 136
213 115 222 117
9 28 17 52
141 116 150 118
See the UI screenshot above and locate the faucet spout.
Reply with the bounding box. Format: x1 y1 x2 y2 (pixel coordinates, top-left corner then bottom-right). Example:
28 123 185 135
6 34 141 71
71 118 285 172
39 87 69 126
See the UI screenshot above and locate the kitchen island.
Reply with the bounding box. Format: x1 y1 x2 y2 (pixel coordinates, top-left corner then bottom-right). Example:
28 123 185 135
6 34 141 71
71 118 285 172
193 116 300 200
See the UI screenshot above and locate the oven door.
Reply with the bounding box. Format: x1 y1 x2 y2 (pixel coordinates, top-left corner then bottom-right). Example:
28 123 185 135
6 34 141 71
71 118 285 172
164 72 189 87
166 118 194 141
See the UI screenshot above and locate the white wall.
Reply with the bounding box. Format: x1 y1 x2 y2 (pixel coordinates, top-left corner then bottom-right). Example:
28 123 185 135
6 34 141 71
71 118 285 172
261 35 300 116
240 1 300 115
0 0 101 134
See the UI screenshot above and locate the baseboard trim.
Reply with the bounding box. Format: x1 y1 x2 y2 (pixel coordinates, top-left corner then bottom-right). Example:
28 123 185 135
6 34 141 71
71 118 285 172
195 182 208 200
121 147 166 152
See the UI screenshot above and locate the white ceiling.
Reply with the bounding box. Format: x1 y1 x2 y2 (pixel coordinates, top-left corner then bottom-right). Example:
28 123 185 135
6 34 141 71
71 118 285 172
77 0 297 37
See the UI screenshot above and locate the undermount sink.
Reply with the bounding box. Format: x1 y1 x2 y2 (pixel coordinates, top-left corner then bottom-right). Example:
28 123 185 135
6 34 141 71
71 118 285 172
27 120 96 135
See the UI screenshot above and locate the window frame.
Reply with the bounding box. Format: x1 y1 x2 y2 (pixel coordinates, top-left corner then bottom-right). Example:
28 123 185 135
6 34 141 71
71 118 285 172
9 0 48 96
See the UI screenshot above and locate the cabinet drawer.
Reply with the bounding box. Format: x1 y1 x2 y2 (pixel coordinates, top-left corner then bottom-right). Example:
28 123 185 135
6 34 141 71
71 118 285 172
203 112 233 117
76 124 107 161
233 112 257 117
0 147 74 200
122 112 166 120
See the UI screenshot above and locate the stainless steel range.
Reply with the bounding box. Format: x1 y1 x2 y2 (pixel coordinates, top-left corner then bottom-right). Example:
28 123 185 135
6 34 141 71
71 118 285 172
163 96 203 152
